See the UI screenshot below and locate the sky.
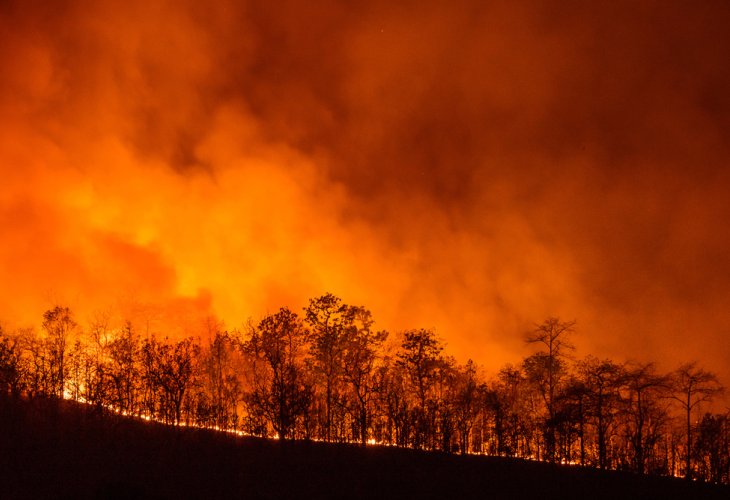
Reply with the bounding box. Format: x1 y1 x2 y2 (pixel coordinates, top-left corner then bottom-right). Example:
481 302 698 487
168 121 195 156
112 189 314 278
1 0 729 383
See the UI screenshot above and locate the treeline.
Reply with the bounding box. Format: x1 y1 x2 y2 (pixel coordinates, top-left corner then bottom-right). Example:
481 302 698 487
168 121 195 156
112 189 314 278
0 294 727 484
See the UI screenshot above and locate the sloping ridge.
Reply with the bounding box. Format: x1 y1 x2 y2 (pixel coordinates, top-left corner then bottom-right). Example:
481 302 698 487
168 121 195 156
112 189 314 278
1 397 727 500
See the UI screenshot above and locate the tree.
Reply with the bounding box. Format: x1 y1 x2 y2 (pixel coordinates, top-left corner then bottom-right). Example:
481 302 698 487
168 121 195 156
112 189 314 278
42 306 77 398
340 306 387 445
693 412 730 483
66 338 105 407
107 321 140 415
304 293 350 441
198 329 242 429
524 317 575 462
452 360 484 454
376 356 410 446
141 336 199 424
622 362 670 474
397 328 444 449
432 355 458 452
486 365 528 457
555 376 589 464
72 313 115 410
244 307 311 439
577 356 625 469
671 362 724 479
16 328 49 397
0 327 23 397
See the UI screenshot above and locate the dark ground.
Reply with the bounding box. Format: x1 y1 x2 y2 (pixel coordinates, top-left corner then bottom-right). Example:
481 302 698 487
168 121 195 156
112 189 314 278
0 397 727 499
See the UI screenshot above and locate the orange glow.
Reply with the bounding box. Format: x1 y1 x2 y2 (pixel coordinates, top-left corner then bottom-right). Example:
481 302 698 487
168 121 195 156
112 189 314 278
1 0 730 388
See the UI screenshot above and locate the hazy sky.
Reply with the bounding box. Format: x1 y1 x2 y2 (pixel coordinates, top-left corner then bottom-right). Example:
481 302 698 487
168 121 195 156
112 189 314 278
1 0 729 382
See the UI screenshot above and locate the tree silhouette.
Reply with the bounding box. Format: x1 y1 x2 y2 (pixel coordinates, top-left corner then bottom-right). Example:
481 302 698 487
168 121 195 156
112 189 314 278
377 355 410 446
70 314 113 410
1 301 729 485
556 375 589 464
193 328 243 430
304 293 350 441
141 336 198 424
578 357 625 469
244 307 311 439
397 328 444 449
671 362 724 479
623 362 670 474
694 413 730 483
487 365 526 457
340 306 387 445
0 326 22 397
452 360 484 454
108 321 140 415
42 306 77 398
524 317 575 462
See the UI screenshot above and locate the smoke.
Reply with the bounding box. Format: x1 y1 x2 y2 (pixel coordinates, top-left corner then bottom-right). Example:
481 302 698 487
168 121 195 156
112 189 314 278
1 0 729 383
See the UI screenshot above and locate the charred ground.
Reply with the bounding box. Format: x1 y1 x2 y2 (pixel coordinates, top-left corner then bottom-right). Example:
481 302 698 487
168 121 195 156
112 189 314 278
0 396 727 499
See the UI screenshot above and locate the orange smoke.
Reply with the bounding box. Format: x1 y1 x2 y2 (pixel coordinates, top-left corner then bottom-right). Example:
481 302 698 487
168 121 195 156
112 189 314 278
1 0 729 384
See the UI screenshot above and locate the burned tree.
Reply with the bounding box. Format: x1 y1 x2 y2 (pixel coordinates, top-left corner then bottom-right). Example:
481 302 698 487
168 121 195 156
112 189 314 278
0 327 23 397
141 336 199 424
340 306 387 445
523 317 576 462
622 362 670 474
304 293 350 441
244 308 311 439
42 306 77 398
671 362 724 479
577 356 625 469
397 328 444 449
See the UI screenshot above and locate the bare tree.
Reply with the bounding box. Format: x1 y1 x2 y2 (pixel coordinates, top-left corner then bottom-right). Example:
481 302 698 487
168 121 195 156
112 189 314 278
525 318 575 419
671 362 724 479
577 356 625 469
16 328 49 397
199 329 242 429
340 306 387 445
397 328 444 449
485 365 528 457
108 321 140 415
244 307 311 439
376 355 410 446
304 293 350 441
73 312 115 410
452 359 484 454
622 362 670 474
555 376 589 464
141 336 199 425
0 326 23 397
694 412 730 483
523 317 575 461
42 306 77 398
433 355 458 452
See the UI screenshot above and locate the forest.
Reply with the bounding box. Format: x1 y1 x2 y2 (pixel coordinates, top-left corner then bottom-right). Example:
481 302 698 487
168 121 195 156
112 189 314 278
0 294 727 485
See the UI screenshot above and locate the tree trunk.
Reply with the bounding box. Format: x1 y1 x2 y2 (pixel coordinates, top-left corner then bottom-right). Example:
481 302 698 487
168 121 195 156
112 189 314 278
685 395 692 480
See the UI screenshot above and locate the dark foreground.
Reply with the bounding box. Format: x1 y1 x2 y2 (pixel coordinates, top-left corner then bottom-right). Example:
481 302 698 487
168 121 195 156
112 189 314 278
0 397 727 499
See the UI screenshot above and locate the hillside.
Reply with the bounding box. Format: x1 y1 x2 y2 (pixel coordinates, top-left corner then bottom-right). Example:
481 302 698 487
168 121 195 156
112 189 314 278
0 397 727 499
